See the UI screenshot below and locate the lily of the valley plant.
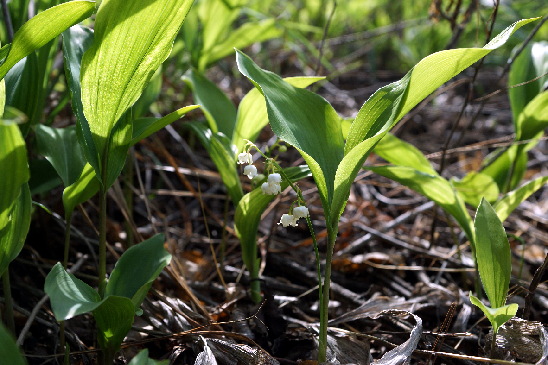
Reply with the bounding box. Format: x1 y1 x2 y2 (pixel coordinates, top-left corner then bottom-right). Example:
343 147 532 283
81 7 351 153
236 18 538 362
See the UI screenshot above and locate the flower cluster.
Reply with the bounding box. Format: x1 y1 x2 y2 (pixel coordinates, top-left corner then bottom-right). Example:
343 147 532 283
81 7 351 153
261 173 282 195
278 205 309 227
238 152 258 180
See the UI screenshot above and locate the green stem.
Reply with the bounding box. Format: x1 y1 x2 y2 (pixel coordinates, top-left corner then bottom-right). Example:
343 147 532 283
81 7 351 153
60 212 73 355
98 189 107 297
317 227 337 362
123 149 134 248
1 268 15 334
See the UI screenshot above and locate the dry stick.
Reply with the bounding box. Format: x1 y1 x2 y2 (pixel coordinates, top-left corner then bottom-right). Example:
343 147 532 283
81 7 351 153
523 252 548 320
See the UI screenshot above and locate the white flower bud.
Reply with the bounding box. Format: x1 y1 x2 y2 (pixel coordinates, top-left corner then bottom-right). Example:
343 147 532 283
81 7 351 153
278 214 297 227
243 165 258 179
237 152 252 165
267 173 282 184
293 206 309 219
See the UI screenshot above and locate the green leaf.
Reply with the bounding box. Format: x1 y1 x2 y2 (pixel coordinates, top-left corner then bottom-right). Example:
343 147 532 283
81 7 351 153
0 322 27 365
103 113 133 189
129 349 169 365
132 67 163 120
204 18 282 68
131 105 200 145
508 42 548 122
481 145 527 192
183 69 237 136
4 53 41 127
451 172 499 207
93 295 135 359
515 91 548 141
234 166 310 282
35 125 86 187
494 175 548 222
232 76 324 153
236 50 345 222
105 234 171 310
80 0 193 168
62 163 100 217
0 184 31 277
474 198 511 308
0 122 29 231
373 133 436 175
368 165 474 241
45 262 102 320
185 121 243 204
0 1 95 80
470 294 518 334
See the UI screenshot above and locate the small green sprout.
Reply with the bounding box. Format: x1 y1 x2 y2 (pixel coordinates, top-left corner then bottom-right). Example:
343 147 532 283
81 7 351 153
470 198 518 343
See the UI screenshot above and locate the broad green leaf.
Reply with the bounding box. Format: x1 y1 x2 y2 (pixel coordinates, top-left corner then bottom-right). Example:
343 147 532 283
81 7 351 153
105 234 171 310
185 121 243 204
332 18 539 227
236 50 345 220
494 175 548 222
0 122 29 231
232 76 325 153
132 67 163 120
481 144 527 192
5 54 41 127
508 42 548 122
129 349 169 365
80 0 193 179
0 1 95 80
62 24 94 136
45 262 102 320
0 323 27 365
183 69 237 136
451 172 499 207
368 165 474 241
35 125 86 187
131 105 200 145
235 165 310 284
104 113 133 190
29 159 62 195
373 133 436 175
515 91 548 141
470 294 518 334
474 198 511 308
62 163 100 217
0 184 31 277
204 18 282 68
93 295 135 359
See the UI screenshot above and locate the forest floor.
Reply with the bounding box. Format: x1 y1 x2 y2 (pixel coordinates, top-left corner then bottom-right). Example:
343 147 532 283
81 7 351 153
7 54 548 365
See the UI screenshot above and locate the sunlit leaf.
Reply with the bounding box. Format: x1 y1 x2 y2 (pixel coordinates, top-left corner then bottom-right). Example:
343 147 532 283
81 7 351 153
0 1 95 80
451 172 499 206
62 163 100 217
105 234 171 310
183 69 237 136
0 122 29 231
373 133 436 175
237 50 345 222
93 295 135 360
232 76 325 153
80 0 193 182
45 262 102 320
368 165 474 240
129 349 169 365
4 53 40 127
474 198 511 308
0 184 31 277
470 294 518 334
131 105 200 145
494 175 548 222
515 91 548 142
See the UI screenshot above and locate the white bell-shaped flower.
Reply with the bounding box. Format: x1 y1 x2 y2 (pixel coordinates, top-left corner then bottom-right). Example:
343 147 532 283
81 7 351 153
293 206 309 219
237 152 253 165
267 173 282 184
278 214 297 227
243 165 258 179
